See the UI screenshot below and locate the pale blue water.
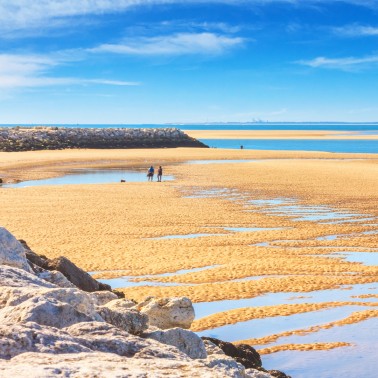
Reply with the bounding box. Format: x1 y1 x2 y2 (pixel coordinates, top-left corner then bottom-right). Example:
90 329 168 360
202 139 378 153
2 169 174 188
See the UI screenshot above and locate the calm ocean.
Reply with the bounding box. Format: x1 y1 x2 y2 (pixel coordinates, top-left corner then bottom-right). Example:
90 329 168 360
2 123 378 153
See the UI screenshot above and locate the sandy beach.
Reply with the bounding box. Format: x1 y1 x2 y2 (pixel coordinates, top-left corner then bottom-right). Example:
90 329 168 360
0 141 377 358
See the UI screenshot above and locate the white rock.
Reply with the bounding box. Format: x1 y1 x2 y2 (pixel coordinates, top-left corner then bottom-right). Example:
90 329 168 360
205 354 246 378
245 369 274 378
145 328 207 359
0 228 33 273
90 291 118 306
203 339 225 356
0 351 235 377
37 270 76 288
103 298 136 310
137 297 195 329
0 286 101 319
0 266 54 289
65 321 185 359
0 321 90 359
0 296 95 328
97 306 148 335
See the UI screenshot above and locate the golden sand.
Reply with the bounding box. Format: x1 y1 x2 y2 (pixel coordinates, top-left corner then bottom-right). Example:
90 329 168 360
0 146 377 352
257 342 352 355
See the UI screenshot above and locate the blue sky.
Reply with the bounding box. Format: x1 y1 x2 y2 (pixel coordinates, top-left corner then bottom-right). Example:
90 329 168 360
1 0 378 123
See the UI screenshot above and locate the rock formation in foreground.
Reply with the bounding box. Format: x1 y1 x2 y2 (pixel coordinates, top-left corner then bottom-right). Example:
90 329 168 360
0 126 208 151
0 226 291 377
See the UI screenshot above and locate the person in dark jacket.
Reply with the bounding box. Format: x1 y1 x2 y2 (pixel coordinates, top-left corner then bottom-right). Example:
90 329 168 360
157 166 163 182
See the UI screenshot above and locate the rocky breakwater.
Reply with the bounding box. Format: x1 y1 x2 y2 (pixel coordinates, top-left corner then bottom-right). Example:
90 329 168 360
0 227 291 378
0 126 208 152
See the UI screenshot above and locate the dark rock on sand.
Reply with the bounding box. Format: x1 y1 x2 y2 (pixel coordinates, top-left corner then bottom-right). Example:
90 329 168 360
201 336 262 369
20 239 112 293
268 370 292 378
46 256 111 293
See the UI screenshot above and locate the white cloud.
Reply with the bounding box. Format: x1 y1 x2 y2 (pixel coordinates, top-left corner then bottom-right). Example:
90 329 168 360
297 55 378 70
333 24 378 37
91 32 244 55
0 53 139 89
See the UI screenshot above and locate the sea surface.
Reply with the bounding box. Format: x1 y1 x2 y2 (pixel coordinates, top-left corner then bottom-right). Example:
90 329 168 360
1 123 378 153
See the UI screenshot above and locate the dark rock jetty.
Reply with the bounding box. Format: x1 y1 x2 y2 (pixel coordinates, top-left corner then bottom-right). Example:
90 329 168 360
0 126 208 152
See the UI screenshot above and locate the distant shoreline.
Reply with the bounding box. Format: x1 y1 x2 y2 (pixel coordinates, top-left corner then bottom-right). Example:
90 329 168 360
2 121 378 127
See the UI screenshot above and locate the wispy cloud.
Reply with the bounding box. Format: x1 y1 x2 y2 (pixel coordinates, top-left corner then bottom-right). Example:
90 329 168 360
297 55 378 70
0 53 139 89
1 1 377 34
91 32 244 55
333 24 378 37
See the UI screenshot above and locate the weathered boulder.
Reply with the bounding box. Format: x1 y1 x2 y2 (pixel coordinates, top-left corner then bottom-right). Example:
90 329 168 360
0 322 91 359
137 296 195 329
268 370 291 378
65 322 183 359
202 337 262 369
205 354 246 377
37 270 76 288
0 266 54 289
19 239 48 271
0 228 33 273
97 306 148 335
104 298 137 310
21 239 118 296
0 296 96 328
90 291 119 306
203 339 225 356
46 256 111 292
245 370 274 378
0 284 101 320
0 351 234 377
145 328 207 359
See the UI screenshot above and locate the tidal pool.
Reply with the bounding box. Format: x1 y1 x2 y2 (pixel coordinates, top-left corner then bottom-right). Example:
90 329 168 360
196 305 374 342
263 317 378 378
333 252 378 266
193 282 378 319
3 168 174 187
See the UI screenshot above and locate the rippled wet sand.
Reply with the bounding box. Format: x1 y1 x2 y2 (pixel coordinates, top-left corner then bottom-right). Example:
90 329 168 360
0 146 377 377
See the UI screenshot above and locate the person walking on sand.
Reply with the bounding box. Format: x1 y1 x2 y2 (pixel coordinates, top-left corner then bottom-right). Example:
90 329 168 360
157 166 163 182
147 166 154 181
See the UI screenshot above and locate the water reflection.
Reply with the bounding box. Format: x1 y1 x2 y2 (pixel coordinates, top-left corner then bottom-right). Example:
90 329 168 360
3 168 174 188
